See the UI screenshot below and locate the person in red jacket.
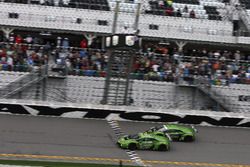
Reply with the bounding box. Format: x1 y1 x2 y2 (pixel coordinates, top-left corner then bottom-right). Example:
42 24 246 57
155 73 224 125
15 35 23 44
166 6 174 16
80 38 88 48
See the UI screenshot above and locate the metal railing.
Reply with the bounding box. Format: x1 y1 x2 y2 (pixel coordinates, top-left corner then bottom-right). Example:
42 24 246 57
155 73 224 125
194 76 233 112
0 65 48 98
239 5 250 32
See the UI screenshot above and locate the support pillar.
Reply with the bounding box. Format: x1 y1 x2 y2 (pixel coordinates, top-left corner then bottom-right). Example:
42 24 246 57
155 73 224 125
42 64 48 101
112 1 120 34
84 33 97 46
175 41 187 53
1 27 14 40
101 36 105 50
133 3 141 33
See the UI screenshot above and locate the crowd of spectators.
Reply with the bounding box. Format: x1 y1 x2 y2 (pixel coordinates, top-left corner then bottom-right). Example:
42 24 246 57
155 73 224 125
178 49 250 85
53 47 108 77
0 42 48 72
132 44 250 85
54 42 250 85
0 33 250 85
148 0 198 19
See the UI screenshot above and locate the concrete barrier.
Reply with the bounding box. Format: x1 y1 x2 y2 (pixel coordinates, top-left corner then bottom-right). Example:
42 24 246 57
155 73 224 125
0 99 250 128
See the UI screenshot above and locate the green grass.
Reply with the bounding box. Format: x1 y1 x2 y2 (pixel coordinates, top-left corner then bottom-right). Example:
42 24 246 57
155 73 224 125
0 159 134 167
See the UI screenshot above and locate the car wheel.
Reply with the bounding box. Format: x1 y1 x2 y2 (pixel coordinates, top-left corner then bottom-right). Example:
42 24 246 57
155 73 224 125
158 144 167 151
184 136 193 142
117 142 122 148
128 143 137 150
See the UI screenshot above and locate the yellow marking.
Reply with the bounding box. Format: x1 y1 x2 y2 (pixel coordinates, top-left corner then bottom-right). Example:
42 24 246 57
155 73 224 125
0 153 249 167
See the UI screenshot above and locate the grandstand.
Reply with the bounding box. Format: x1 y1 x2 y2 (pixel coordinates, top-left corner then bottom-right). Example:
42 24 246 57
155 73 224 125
0 0 250 113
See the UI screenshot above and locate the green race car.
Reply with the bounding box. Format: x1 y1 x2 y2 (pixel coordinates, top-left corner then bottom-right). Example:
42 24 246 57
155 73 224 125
117 132 171 151
146 124 197 142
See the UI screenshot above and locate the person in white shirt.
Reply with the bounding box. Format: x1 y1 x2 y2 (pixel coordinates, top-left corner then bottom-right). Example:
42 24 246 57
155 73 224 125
26 35 33 44
7 56 13 66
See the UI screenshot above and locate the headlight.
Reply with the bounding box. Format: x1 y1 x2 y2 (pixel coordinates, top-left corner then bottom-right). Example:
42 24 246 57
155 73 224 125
191 125 198 133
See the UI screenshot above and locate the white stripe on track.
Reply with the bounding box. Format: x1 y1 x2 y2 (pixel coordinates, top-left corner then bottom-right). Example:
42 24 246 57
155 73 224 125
107 119 150 167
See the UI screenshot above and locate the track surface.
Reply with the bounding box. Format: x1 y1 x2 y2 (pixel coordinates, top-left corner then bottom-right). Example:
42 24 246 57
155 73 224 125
0 114 249 165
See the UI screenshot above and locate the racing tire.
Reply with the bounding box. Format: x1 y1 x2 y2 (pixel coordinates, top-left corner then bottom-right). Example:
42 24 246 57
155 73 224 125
158 144 167 151
117 142 122 148
128 143 137 150
184 136 193 142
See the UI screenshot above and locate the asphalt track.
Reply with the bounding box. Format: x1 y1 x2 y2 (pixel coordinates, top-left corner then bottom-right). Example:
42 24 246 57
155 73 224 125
0 114 250 166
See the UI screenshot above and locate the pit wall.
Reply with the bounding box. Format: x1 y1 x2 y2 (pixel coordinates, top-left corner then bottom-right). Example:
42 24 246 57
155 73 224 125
0 99 249 128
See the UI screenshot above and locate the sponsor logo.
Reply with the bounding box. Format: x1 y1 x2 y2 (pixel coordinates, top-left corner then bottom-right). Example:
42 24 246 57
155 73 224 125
0 103 249 127
239 95 250 102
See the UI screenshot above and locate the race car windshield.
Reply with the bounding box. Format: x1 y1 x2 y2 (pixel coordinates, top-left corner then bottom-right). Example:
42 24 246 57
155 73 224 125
146 127 161 132
150 126 163 131
155 126 163 130
128 134 139 139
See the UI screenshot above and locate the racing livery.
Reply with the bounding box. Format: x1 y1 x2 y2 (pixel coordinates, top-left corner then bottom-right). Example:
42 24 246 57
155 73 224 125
146 124 197 142
117 132 171 151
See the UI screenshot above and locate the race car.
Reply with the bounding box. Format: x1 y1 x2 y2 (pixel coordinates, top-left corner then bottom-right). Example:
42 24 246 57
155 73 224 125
117 132 171 151
146 124 197 142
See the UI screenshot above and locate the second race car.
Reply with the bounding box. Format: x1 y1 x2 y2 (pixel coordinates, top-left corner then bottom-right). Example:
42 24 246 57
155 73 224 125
146 124 197 142
117 132 171 151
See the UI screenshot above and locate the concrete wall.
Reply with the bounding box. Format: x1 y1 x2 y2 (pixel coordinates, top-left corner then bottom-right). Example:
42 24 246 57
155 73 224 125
12 76 214 110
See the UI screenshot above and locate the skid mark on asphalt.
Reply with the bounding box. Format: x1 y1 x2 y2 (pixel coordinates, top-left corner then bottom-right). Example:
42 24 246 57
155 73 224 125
107 120 149 167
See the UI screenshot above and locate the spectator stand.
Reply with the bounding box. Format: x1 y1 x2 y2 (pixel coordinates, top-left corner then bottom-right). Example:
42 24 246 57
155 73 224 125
0 40 249 112
1 0 245 44
145 0 224 20
1 39 249 85
3 0 110 11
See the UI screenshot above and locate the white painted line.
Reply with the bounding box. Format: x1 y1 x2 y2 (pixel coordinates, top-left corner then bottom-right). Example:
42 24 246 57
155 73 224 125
111 126 120 128
107 119 147 167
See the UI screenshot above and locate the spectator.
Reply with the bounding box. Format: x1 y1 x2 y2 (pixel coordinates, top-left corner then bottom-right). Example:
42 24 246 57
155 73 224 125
57 37 62 47
25 35 33 44
183 5 188 13
80 38 88 48
167 0 172 6
58 0 64 6
166 6 174 16
234 50 241 62
189 9 196 18
62 38 69 49
9 33 15 43
43 41 51 55
176 8 182 17
158 0 164 8
15 35 23 44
